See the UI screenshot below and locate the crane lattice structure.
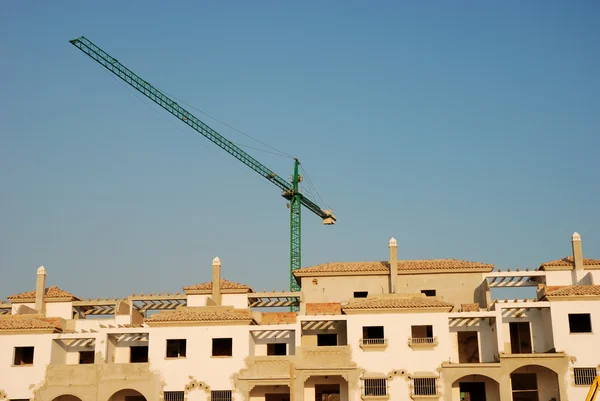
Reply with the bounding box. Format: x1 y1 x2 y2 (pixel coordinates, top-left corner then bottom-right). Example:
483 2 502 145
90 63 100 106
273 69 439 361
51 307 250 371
69 36 336 295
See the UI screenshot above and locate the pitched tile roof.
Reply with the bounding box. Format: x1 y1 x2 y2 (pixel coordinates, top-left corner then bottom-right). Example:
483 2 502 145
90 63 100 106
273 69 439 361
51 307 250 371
183 279 253 294
343 296 454 311
145 306 254 324
545 285 600 298
539 256 600 269
293 262 389 276
293 259 493 277
0 315 63 332
7 286 80 302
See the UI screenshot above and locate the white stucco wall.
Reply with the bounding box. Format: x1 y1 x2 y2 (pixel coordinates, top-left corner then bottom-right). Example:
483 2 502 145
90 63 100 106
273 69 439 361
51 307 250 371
148 325 250 392
544 270 574 286
46 302 73 319
300 276 389 306
0 333 53 400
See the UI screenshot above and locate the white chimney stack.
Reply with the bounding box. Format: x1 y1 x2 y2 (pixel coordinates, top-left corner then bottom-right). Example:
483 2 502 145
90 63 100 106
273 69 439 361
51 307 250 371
35 266 47 314
212 257 222 306
389 238 398 293
572 232 583 271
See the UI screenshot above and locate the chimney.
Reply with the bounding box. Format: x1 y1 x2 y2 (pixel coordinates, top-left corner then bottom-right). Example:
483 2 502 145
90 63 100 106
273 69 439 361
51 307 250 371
389 238 398 293
212 257 222 306
35 266 47 314
572 232 583 271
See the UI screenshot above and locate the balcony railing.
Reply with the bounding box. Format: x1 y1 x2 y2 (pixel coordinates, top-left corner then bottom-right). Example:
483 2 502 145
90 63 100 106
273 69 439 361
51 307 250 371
362 338 386 345
408 337 438 349
360 338 388 351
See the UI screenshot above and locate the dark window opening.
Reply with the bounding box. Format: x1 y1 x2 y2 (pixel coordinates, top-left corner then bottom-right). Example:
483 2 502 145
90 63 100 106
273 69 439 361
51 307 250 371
362 326 385 339
13 346 34 366
79 350 95 364
509 322 532 354
130 346 148 363
457 332 479 363
212 338 233 356
317 333 338 346
511 373 537 391
569 313 592 333
411 325 433 338
354 291 368 298
166 339 187 358
267 343 287 356
421 289 436 297
459 382 486 401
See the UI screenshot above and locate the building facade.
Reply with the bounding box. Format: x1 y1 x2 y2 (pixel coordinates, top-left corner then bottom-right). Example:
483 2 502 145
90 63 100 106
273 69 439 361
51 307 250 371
0 233 599 401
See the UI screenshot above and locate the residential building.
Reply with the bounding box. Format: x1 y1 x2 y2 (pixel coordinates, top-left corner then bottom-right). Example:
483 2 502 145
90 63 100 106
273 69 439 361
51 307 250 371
0 233 598 401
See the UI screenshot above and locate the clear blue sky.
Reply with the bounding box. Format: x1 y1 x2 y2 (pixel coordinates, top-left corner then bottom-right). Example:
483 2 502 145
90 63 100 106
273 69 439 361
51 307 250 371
1 1 599 300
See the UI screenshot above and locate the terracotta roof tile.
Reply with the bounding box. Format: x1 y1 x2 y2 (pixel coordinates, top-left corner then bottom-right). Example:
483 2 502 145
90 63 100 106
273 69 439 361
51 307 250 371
545 285 600 297
293 262 389 276
539 256 600 269
7 286 79 302
343 296 453 311
183 279 253 294
146 306 254 324
306 303 342 315
397 259 493 272
0 315 63 332
293 259 493 276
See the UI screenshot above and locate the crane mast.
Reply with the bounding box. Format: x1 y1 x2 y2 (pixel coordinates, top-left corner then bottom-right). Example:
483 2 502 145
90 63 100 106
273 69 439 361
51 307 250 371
69 36 335 294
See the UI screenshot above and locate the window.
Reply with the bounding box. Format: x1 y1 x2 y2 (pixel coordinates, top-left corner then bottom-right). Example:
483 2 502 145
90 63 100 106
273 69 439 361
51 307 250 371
130 346 148 363
363 378 387 396
79 350 94 364
212 338 233 356
211 390 232 401
267 343 287 356
317 333 338 346
362 326 385 345
13 346 34 366
354 291 368 298
411 325 433 343
413 377 437 396
574 367 598 386
164 391 185 401
166 339 187 358
569 313 592 333
509 322 532 354
421 289 436 297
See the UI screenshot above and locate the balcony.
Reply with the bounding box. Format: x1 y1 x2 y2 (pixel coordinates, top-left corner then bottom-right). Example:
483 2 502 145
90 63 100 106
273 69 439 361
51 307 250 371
408 337 438 349
237 356 292 380
297 345 356 370
360 338 388 351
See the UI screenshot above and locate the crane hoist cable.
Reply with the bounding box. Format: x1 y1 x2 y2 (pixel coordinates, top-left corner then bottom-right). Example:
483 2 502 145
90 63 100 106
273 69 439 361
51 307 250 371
69 36 336 299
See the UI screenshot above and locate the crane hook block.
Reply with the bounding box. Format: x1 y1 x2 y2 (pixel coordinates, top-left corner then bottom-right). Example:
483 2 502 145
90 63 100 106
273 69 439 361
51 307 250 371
322 210 336 225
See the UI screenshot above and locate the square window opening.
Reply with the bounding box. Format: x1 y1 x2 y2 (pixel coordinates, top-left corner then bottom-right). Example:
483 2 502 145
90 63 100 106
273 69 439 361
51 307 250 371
421 289 436 297
362 326 385 345
413 377 437 396
411 325 433 339
130 346 148 363
363 378 387 396
317 333 338 346
354 291 368 298
166 339 187 358
569 313 592 333
212 338 233 357
574 367 597 386
79 350 95 364
267 343 287 356
13 346 34 366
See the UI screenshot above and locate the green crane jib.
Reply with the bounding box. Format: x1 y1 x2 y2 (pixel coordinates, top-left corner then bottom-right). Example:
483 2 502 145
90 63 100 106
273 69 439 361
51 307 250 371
69 36 336 293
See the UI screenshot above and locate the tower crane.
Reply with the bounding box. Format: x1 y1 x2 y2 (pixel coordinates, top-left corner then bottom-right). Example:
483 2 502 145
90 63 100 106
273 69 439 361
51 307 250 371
69 36 336 294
